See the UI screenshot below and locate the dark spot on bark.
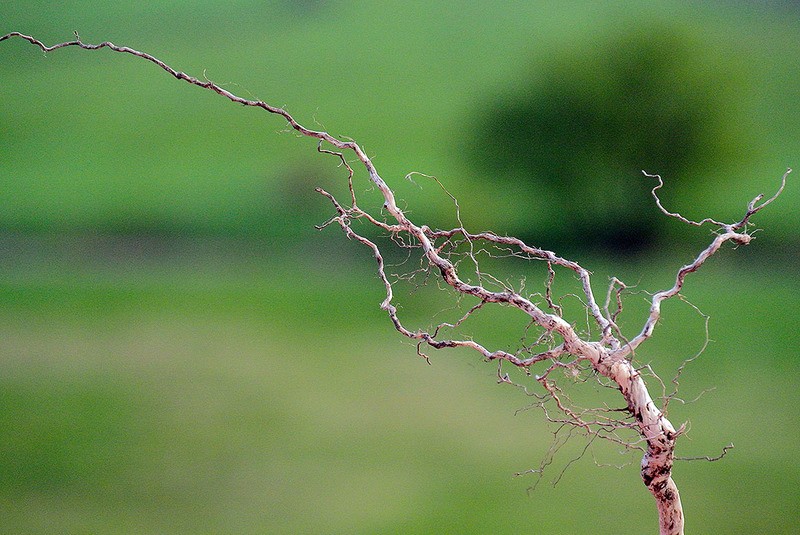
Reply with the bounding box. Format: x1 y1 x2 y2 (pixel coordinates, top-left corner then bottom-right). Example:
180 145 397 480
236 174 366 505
654 464 672 478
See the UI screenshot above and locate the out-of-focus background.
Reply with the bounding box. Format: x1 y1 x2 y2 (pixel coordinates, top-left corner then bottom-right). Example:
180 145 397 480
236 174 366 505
1 2 798 533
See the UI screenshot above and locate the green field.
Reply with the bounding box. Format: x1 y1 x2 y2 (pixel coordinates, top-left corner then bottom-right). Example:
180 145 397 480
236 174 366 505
0 252 797 533
1 2 799 533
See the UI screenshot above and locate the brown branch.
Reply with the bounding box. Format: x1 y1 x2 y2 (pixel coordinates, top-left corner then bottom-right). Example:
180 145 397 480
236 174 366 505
677 443 734 462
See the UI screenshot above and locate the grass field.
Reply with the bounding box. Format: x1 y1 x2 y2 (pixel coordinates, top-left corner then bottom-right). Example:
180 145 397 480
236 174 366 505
0 247 797 533
1 2 799 533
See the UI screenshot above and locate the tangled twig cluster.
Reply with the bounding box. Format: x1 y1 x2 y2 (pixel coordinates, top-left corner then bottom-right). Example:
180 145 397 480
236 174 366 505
1 31 789 535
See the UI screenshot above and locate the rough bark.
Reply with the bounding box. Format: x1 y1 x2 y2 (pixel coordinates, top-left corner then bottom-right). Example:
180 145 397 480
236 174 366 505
613 356 684 534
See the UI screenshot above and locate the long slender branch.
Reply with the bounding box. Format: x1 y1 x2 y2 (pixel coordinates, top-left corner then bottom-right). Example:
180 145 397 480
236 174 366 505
0 31 609 357
619 168 790 357
3 32 789 535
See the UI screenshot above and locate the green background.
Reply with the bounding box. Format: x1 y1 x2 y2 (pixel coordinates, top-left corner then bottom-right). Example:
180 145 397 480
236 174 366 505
1 2 798 533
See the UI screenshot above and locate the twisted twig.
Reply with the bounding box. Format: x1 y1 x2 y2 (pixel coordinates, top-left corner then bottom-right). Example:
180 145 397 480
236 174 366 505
2 32 789 535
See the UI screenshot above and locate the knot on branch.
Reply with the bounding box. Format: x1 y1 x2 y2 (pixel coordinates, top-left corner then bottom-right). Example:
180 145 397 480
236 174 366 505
730 232 752 245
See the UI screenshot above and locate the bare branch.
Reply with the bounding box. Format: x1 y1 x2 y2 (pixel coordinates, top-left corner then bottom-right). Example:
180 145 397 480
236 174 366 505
662 295 711 413
2 32 789 535
620 168 789 358
733 167 791 229
643 170 726 227
677 443 734 462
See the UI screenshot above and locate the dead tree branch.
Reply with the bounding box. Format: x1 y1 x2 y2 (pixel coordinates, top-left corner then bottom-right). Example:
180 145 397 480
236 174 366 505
1 32 790 535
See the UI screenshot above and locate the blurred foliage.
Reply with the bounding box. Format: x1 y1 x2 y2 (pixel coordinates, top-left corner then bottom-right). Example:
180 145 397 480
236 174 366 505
474 26 750 252
1 2 798 248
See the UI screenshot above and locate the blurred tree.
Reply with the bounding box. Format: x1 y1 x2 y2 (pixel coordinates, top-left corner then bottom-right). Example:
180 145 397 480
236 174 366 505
475 28 748 252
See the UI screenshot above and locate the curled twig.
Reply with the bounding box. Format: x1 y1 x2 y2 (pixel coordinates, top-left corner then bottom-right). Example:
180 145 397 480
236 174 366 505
2 33 788 534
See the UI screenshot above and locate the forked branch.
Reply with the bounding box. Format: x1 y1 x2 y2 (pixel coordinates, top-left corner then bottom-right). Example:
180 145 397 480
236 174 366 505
1 32 789 535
